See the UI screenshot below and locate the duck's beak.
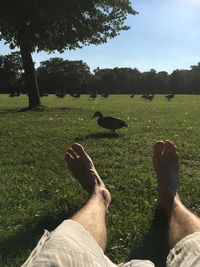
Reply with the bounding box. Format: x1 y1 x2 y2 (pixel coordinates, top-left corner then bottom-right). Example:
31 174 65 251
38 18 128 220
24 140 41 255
91 114 96 119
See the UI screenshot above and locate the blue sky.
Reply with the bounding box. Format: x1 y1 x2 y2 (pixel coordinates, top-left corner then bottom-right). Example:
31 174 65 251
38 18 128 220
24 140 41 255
0 0 200 73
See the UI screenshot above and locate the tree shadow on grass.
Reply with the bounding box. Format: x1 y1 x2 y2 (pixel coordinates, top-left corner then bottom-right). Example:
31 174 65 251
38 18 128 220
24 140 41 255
0 109 20 114
75 132 120 142
0 208 76 265
0 107 45 114
0 106 80 114
129 208 169 267
18 106 51 112
18 106 82 112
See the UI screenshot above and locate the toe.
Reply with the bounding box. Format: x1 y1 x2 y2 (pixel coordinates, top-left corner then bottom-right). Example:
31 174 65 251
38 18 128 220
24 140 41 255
154 141 165 155
153 141 166 173
72 143 88 158
164 140 177 154
163 141 179 167
65 152 74 163
66 148 79 159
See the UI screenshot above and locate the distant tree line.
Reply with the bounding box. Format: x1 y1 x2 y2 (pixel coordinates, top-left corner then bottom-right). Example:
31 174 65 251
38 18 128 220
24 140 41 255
0 52 200 95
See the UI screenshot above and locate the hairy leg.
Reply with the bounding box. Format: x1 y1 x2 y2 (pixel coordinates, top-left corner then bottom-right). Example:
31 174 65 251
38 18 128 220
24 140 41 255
65 143 111 251
153 140 200 248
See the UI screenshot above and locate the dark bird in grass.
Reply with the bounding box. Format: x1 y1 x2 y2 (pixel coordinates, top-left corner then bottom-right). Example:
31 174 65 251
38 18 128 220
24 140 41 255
165 93 175 101
141 93 147 99
40 92 48 97
147 93 155 101
9 93 15 97
90 93 97 99
101 94 109 98
142 93 154 101
92 111 127 132
74 93 80 98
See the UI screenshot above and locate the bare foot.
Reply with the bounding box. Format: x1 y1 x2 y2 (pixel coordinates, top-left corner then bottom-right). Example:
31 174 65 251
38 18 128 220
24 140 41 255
65 143 111 207
153 140 180 214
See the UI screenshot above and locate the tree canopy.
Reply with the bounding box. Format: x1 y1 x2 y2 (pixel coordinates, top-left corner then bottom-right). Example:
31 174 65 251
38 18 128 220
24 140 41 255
37 58 91 94
0 0 137 52
0 0 137 108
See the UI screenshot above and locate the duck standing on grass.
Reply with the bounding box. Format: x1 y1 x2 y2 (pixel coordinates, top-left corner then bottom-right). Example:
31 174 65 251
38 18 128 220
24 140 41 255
92 111 127 132
165 93 175 101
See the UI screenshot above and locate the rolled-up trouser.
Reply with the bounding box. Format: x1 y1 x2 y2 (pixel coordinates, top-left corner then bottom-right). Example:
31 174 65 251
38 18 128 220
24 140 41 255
21 219 200 267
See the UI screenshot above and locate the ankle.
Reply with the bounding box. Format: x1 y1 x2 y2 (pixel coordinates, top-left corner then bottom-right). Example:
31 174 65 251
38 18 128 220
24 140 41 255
164 194 181 217
92 186 111 209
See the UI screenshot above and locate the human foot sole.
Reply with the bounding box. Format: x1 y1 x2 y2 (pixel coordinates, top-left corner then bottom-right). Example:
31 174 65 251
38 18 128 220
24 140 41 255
153 140 179 212
65 143 111 205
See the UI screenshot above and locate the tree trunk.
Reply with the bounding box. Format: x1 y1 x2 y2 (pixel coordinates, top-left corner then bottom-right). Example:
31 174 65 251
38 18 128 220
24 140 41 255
19 39 40 108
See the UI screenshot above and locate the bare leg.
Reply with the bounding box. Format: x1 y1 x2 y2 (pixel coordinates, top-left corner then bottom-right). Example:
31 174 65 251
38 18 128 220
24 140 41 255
153 140 200 248
65 143 111 252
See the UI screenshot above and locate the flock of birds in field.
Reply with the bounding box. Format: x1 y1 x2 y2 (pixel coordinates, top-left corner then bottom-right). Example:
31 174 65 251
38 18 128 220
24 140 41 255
69 93 109 99
90 93 175 132
140 93 175 101
9 92 175 101
68 92 175 101
8 91 175 133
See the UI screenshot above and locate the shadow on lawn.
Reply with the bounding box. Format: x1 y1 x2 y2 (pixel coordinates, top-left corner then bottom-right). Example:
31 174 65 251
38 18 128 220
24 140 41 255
75 131 120 141
129 208 169 267
2 207 169 266
0 208 75 264
0 107 44 114
0 108 19 114
19 106 78 112
0 106 79 114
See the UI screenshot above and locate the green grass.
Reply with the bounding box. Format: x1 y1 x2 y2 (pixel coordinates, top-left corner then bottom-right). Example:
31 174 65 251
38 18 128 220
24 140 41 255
0 94 200 267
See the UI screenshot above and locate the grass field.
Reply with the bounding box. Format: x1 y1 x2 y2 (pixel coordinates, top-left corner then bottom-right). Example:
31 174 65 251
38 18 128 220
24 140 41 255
0 94 200 267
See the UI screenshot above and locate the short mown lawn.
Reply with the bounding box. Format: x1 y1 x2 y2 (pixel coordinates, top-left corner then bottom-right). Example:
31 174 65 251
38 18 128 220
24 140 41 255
0 94 200 267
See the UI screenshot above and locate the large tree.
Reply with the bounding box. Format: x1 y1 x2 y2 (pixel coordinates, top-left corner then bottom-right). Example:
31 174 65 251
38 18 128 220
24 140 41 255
0 0 137 108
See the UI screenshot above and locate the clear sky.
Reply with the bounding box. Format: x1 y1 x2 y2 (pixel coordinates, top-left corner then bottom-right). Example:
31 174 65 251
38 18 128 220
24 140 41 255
0 0 200 73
